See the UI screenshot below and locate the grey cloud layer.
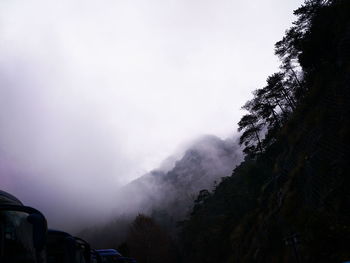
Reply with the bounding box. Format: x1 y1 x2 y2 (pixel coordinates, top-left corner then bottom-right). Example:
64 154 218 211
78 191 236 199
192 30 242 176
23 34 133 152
0 0 303 231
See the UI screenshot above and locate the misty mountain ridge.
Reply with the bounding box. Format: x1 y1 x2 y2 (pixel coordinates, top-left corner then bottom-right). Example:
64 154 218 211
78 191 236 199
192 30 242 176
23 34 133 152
117 135 242 219
80 134 242 247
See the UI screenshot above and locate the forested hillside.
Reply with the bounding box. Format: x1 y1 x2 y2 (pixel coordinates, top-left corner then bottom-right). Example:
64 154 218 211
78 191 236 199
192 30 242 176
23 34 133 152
179 0 350 262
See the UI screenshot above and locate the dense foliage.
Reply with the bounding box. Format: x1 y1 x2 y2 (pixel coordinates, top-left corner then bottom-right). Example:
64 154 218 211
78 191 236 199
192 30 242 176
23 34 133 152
179 0 350 262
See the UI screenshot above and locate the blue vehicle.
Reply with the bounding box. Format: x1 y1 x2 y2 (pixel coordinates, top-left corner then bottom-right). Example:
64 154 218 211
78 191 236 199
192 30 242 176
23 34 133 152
0 190 47 263
94 249 136 263
47 229 91 263
95 249 121 263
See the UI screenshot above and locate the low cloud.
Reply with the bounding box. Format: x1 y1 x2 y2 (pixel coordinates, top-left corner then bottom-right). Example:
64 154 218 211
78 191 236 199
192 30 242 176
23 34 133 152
0 0 302 232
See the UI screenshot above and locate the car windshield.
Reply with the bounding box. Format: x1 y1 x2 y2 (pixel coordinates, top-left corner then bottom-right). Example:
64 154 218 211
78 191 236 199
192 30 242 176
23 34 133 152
0 210 36 263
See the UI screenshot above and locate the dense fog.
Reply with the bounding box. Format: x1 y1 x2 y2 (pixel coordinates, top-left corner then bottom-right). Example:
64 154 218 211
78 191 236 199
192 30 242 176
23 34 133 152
0 0 303 232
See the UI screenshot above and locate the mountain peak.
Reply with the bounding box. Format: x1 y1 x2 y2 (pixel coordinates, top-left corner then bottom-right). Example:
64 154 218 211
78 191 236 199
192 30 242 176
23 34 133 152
117 134 243 220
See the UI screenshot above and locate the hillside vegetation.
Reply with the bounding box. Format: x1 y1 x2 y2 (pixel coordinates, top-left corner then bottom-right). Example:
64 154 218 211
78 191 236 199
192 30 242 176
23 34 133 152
179 0 350 262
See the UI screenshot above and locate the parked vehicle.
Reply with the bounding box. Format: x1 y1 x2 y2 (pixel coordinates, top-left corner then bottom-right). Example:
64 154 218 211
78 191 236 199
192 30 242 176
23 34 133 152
95 249 121 263
90 249 102 263
0 190 48 263
94 249 136 263
74 237 91 263
1 190 135 263
47 229 91 263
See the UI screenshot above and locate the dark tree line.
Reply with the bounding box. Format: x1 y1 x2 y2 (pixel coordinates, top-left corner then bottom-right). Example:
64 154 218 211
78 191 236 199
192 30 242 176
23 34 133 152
238 0 332 156
180 0 350 262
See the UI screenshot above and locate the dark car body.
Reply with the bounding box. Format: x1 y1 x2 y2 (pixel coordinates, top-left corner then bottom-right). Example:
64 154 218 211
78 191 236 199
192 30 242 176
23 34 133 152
0 190 48 263
47 229 91 263
94 249 136 263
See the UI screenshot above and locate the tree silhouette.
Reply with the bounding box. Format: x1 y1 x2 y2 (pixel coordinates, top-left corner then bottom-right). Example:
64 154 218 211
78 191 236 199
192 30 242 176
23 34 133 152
126 214 175 263
180 0 350 261
238 114 264 155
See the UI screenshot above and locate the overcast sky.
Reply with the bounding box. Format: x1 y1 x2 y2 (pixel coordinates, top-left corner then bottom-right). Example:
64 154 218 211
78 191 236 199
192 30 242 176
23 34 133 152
0 0 303 229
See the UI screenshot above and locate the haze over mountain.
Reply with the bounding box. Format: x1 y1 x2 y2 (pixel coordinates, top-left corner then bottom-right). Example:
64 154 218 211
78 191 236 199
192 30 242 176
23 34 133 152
1 0 348 262
80 134 242 247
116 135 242 218
0 0 303 232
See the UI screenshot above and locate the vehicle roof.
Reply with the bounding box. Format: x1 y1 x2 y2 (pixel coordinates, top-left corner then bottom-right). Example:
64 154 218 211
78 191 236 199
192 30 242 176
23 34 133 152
0 190 23 206
96 249 122 256
74 236 90 245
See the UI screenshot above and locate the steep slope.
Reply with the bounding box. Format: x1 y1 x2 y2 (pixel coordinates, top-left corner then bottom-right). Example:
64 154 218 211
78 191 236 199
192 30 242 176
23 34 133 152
179 1 350 262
